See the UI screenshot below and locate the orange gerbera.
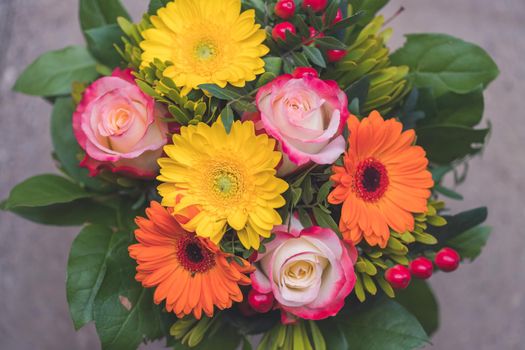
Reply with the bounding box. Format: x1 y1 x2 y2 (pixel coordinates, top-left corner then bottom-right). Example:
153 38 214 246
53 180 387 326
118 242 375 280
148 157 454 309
328 111 434 248
129 201 254 319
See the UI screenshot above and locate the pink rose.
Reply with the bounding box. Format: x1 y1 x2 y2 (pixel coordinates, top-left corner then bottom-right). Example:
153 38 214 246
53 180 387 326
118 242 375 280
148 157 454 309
255 71 349 175
251 217 357 321
73 68 168 178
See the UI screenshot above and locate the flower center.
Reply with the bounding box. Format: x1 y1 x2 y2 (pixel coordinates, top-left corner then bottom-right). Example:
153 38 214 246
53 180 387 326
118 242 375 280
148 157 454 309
176 236 215 273
353 158 389 202
210 164 243 199
194 40 217 61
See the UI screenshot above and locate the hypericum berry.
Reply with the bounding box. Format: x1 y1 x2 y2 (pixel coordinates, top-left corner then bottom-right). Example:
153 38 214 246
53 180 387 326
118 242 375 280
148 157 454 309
302 0 328 12
292 67 319 78
323 8 343 25
435 247 460 272
274 0 296 19
385 264 412 289
409 257 434 279
327 49 347 62
247 251 258 263
248 289 275 313
304 26 324 45
272 22 297 41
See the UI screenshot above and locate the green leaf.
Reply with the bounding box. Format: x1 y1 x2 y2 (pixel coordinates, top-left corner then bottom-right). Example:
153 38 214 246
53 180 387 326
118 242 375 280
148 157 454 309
263 57 283 76
172 318 241 350
51 98 112 192
256 72 277 88
318 320 348 350
419 90 484 128
13 46 99 97
448 225 491 261
302 45 326 68
391 34 499 97
349 0 389 24
67 225 126 330
222 105 235 134
396 280 439 336
4 199 117 227
430 207 488 247
338 299 429 350
312 207 339 233
85 24 124 68
4 174 91 209
434 184 464 200
79 0 130 32
199 84 244 100
344 76 370 112
416 124 489 164
93 240 163 350
148 0 171 14
314 37 347 50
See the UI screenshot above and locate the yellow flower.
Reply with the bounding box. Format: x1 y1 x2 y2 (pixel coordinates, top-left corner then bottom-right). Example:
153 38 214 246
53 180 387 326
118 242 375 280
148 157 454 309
157 120 288 249
141 0 269 95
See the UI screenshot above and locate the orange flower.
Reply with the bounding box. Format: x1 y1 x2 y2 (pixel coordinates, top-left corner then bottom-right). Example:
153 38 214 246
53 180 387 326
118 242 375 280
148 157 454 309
129 202 254 319
328 111 434 248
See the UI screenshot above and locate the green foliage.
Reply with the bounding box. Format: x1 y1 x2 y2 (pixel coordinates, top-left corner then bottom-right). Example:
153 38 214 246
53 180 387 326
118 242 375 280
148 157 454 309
170 314 241 350
134 60 214 126
349 0 389 25
79 0 130 31
326 16 410 115
257 320 326 350
430 207 488 248
397 280 439 336
417 125 489 164
334 299 429 350
93 239 164 350
391 34 499 97
67 225 127 330
148 0 171 15
355 201 446 302
13 46 98 97
448 226 491 261
3 174 91 209
2 198 118 227
51 97 113 192
85 24 124 68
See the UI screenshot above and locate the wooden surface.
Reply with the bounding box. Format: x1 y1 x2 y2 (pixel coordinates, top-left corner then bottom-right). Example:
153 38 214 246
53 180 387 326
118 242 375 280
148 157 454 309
0 0 523 349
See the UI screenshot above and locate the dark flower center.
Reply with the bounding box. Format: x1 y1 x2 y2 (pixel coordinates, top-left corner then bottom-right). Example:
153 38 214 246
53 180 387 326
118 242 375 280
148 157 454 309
177 236 216 274
353 158 389 202
185 243 204 263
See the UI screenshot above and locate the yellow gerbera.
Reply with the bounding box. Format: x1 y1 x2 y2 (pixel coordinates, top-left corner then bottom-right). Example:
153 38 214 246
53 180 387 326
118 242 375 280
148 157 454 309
157 120 288 249
140 0 269 95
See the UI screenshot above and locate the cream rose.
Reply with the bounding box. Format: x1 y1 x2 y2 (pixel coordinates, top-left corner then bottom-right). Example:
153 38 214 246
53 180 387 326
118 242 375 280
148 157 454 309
251 217 357 321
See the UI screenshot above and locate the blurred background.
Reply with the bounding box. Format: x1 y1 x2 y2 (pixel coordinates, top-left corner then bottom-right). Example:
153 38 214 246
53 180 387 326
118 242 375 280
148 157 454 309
0 0 523 349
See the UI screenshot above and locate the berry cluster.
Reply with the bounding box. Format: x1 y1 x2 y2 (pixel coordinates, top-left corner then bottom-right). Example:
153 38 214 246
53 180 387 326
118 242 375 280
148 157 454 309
385 248 461 290
271 0 347 62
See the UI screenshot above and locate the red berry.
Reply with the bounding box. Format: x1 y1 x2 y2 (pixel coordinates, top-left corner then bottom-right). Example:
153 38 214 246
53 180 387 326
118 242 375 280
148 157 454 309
409 257 434 279
327 49 347 62
292 67 319 78
304 26 324 45
323 8 343 25
272 22 297 41
302 0 328 12
275 0 296 19
385 264 411 290
435 247 460 272
248 289 275 313
247 251 258 263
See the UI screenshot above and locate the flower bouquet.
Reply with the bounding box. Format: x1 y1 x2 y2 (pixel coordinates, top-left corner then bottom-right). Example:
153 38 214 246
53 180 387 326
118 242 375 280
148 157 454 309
3 0 499 349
